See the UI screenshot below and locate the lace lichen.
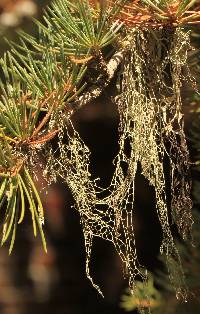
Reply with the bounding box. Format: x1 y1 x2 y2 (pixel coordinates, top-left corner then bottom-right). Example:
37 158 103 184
45 26 194 308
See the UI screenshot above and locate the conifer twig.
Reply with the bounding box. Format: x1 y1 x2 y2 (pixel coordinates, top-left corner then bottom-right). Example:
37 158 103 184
68 45 129 116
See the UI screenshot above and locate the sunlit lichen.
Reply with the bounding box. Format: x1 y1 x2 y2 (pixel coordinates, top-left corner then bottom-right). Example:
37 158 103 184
45 26 194 309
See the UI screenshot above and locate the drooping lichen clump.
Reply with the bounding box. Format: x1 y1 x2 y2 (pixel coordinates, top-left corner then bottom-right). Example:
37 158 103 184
45 26 194 306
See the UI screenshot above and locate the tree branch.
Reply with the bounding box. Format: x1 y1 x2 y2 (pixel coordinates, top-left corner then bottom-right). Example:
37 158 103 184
66 47 128 118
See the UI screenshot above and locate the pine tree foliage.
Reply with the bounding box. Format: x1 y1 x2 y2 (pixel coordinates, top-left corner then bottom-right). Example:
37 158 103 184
0 1 200 311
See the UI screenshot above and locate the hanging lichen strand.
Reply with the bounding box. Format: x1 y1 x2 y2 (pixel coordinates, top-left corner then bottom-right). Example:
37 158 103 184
45 26 194 306
115 27 193 299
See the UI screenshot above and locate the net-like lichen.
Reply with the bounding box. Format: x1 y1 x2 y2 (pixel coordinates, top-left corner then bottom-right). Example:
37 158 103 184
45 26 194 310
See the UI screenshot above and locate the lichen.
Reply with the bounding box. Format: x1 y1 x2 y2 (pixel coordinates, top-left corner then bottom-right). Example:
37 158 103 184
45 27 193 310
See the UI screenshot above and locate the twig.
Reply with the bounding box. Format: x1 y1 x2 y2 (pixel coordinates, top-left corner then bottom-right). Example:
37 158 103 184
67 44 130 117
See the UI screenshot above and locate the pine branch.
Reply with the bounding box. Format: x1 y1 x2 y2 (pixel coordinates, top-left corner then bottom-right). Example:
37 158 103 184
69 45 129 115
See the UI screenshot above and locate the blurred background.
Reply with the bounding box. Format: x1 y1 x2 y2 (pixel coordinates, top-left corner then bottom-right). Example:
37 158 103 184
0 1 200 314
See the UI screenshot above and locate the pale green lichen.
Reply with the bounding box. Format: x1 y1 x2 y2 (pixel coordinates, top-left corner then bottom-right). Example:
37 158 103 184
45 27 193 309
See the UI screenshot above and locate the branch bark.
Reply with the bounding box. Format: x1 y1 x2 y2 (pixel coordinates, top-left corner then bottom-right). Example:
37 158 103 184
66 46 128 118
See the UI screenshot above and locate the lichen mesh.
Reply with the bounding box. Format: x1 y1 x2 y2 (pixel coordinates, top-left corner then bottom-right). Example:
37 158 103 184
45 27 193 307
